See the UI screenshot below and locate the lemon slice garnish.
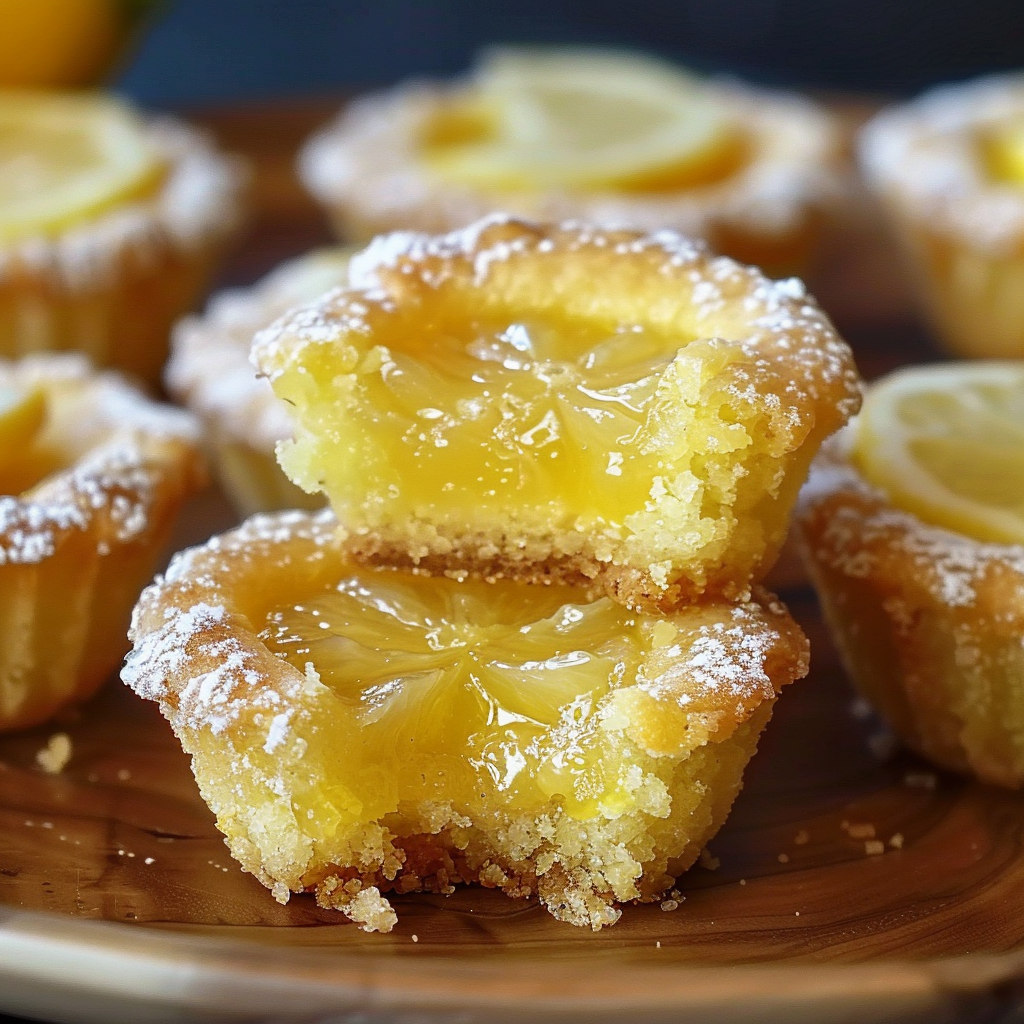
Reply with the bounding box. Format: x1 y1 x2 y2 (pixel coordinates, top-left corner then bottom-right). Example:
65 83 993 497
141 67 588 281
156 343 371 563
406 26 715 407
984 118 1024 184
853 362 1024 544
424 48 741 193
0 384 47 474
0 91 164 242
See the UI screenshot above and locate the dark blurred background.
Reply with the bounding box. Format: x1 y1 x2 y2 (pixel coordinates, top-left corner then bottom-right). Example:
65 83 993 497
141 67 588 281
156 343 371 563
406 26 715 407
116 0 1024 105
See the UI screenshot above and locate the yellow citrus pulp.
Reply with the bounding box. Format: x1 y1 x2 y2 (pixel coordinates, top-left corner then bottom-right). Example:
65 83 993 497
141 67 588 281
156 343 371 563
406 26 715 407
0 91 164 243
421 48 744 193
853 362 1024 545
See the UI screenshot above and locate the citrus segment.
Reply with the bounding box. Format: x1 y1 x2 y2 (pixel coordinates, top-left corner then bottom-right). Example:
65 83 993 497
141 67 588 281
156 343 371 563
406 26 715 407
260 568 645 820
422 48 742 193
853 362 1024 544
0 92 164 242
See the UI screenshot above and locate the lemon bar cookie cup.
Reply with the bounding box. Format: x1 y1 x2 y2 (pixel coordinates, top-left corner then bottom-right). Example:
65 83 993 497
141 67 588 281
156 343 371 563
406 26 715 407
798 361 1024 787
300 49 841 278
860 74 1024 359
0 354 205 732
0 95 245 386
122 507 809 931
167 248 352 517
253 216 861 612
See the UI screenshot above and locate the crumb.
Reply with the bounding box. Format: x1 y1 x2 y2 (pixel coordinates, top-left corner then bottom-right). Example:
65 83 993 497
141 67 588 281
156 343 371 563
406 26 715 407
117 768 132 782
794 911 800 916
777 853 790 864
889 833 904 850
848 697 873 720
904 771 937 790
794 830 809 845
411 934 419 943
144 857 156 865
656 940 661 948
699 849 720 871
738 878 747 886
844 822 876 839
865 840 885 856
660 899 679 911
35 733 72 774
867 730 898 760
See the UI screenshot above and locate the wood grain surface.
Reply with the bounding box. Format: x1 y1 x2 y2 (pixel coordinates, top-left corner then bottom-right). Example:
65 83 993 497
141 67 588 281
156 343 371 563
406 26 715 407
2 99 1022 1024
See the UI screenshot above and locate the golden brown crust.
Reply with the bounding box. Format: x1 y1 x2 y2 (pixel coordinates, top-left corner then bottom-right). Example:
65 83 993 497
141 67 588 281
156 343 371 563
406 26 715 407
798 431 1024 787
253 216 861 610
300 78 840 275
0 354 206 732
123 508 808 930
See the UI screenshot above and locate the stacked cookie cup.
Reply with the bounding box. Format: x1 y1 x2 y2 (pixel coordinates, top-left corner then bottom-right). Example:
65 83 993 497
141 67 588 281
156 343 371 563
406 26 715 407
123 216 861 931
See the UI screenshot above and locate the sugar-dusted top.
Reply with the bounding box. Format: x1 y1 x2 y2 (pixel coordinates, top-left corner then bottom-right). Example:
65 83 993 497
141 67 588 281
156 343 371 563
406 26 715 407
799 428 1024 612
859 73 1024 255
167 248 352 453
122 506 806 760
0 117 246 291
0 353 203 566
253 215 861 429
300 76 839 240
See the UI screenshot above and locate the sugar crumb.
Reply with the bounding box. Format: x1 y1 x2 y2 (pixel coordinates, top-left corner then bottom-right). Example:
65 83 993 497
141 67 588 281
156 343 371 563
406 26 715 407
865 840 885 856
904 771 937 790
844 822 876 839
889 833 905 850
794 829 809 845
35 733 72 774
777 853 790 864
699 849 720 871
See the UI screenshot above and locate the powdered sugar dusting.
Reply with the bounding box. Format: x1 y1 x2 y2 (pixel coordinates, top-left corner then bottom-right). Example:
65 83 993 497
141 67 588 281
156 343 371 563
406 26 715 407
0 354 201 566
253 216 860 427
799 431 1024 610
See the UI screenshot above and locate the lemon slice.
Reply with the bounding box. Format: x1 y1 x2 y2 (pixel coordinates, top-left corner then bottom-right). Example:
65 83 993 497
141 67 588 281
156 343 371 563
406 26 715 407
0 383 47 474
853 362 1024 544
0 91 163 242
985 118 1024 184
424 48 740 192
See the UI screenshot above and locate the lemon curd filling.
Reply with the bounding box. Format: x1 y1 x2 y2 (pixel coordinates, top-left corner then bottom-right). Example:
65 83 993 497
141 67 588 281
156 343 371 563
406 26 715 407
283 310 682 532
260 568 650 822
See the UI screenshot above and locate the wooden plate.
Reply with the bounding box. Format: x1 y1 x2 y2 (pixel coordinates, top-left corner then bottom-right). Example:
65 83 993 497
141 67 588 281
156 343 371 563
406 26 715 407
3 490 1024 1023
3 100 1023 1024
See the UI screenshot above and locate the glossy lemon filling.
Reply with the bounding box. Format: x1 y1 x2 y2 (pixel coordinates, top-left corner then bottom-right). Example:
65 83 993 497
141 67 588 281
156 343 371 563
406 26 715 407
258 567 662 825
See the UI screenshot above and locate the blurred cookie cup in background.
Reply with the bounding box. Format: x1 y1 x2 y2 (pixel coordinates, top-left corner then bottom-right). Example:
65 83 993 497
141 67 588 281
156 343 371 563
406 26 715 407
300 48 842 279
167 248 351 518
0 353 205 733
860 73 1024 358
0 91 246 387
798 362 1024 787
